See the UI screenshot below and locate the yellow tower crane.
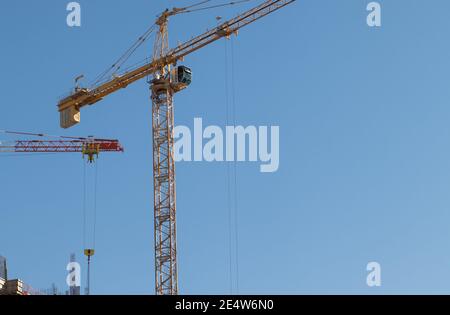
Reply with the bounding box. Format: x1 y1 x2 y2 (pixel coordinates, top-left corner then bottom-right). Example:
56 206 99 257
57 0 295 295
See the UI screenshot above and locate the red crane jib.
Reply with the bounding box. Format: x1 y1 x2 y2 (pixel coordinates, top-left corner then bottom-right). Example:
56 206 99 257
11 139 124 153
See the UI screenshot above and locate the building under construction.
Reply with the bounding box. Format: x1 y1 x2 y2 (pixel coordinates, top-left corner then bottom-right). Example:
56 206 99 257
0 255 70 296
0 256 41 295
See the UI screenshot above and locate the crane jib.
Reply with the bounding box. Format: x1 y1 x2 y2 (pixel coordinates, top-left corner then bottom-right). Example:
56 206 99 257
57 0 295 129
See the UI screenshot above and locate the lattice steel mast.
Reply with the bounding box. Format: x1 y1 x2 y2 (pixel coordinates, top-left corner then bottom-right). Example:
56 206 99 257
151 10 178 295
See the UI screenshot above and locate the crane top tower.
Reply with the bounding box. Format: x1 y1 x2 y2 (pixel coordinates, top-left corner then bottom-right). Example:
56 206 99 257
57 0 295 129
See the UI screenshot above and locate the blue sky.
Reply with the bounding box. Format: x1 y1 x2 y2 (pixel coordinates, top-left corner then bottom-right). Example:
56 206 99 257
2 0 450 294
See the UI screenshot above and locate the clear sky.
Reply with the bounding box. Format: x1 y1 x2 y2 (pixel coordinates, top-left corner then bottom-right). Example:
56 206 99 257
2 0 450 294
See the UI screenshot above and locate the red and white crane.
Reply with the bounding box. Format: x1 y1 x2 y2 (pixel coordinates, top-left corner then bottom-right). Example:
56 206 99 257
0 130 124 162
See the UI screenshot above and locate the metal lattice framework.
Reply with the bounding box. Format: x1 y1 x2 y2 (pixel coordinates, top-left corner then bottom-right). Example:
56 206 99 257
56 0 296 295
151 80 178 295
0 139 123 153
151 12 178 295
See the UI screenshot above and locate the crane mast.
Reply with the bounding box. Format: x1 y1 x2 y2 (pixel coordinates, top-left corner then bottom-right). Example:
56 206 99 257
57 0 295 295
151 10 179 295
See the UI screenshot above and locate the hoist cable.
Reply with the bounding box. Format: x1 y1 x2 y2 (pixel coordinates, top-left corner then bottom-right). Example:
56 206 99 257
83 161 87 250
184 0 214 10
224 38 234 295
181 0 254 14
230 37 240 294
0 129 91 141
93 161 98 250
91 24 157 87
